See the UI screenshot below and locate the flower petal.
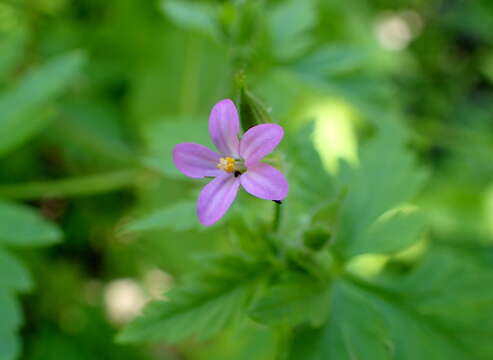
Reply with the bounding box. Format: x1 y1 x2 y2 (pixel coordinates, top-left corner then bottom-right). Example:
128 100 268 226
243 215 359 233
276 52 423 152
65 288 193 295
240 124 284 166
198 173 240 226
240 163 288 201
173 143 222 178
209 99 240 157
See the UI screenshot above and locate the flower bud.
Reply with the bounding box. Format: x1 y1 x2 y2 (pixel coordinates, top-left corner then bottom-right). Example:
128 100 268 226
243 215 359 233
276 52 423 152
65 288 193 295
303 225 331 251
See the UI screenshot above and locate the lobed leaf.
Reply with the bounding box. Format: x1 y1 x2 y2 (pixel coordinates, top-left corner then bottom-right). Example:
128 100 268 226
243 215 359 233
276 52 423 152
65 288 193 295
118 255 270 344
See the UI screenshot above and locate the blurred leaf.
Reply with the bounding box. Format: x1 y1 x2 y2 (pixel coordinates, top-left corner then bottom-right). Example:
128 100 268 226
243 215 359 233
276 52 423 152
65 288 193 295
124 200 201 233
142 117 211 177
0 30 26 83
270 0 316 60
160 0 220 39
0 249 32 292
292 45 367 78
0 201 62 247
335 125 427 258
0 51 85 157
0 292 21 360
347 206 427 257
249 275 330 327
289 280 392 360
118 255 269 343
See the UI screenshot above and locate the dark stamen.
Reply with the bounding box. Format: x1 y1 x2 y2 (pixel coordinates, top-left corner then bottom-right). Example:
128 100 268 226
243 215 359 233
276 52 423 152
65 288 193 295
273 200 282 204
234 171 242 177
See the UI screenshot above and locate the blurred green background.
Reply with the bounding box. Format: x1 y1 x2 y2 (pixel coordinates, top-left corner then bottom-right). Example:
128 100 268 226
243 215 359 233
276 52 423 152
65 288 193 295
1 0 493 359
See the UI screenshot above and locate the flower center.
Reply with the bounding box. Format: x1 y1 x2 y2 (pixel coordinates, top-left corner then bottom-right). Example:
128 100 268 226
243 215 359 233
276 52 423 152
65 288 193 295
217 157 235 172
217 157 246 176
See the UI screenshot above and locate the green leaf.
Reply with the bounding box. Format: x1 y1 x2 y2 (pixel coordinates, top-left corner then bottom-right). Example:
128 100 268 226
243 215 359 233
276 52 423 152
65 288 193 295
270 0 316 60
0 30 27 83
347 206 427 257
124 200 201 233
0 201 62 247
142 117 211 177
118 255 269 344
0 50 86 156
289 280 393 360
335 125 427 258
287 123 335 208
160 0 220 39
0 292 22 360
249 275 330 327
0 249 32 292
292 45 367 78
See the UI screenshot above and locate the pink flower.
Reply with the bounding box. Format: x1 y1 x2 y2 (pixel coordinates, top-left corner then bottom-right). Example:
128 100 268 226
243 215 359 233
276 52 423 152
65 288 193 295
172 99 289 226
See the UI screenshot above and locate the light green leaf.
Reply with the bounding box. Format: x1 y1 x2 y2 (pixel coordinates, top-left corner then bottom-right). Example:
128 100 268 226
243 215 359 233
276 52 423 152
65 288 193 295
0 50 86 156
0 292 22 360
118 255 269 343
0 249 32 292
160 0 220 39
249 275 330 327
270 0 316 59
289 280 393 360
0 329 20 360
347 206 427 257
0 201 62 247
124 200 200 233
335 125 427 258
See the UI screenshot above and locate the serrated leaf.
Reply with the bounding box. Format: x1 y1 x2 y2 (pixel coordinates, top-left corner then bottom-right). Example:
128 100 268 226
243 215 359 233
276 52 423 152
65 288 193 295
125 200 200 233
0 249 32 292
289 280 393 360
287 122 335 207
249 275 330 327
118 255 269 344
347 206 427 257
0 201 62 247
335 126 427 258
0 50 85 156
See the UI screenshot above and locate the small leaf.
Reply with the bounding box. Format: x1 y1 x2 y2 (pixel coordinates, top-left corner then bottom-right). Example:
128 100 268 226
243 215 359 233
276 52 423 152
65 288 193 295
0 50 85 156
124 200 200 233
0 201 62 247
347 206 427 257
118 255 269 344
250 275 330 327
160 0 220 40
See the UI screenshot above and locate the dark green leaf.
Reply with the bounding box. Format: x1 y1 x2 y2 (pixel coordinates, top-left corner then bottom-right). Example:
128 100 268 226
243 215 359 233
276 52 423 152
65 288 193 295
118 255 269 343
250 275 330 327
289 280 393 360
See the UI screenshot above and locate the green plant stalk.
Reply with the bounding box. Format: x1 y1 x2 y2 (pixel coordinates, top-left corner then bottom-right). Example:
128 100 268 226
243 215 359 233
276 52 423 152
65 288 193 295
0 170 141 200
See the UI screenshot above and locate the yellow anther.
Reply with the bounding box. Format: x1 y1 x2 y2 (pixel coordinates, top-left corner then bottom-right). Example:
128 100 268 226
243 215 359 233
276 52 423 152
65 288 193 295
217 157 235 173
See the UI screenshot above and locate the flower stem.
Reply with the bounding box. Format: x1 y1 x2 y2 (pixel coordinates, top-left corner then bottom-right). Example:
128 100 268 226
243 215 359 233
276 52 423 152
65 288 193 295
272 200 283 233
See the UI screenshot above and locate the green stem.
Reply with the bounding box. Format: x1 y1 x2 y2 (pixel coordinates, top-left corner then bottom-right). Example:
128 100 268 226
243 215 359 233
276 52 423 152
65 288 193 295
275 325 291 360
272 201 282 233
179 34 202 116
0 170 141 200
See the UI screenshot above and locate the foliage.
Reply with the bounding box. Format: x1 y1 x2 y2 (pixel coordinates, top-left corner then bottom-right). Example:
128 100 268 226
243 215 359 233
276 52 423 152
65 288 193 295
0 0 492 359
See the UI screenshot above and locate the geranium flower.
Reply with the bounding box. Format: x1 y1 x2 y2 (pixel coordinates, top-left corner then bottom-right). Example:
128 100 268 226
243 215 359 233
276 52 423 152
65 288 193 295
172 99 288 226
